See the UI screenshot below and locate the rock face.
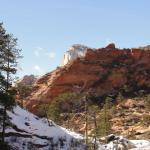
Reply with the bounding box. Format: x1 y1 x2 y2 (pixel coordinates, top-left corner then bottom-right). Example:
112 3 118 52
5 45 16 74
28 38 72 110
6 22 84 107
18 75 37 86
63 44 89 65
139 45 150 51
25 44 150 115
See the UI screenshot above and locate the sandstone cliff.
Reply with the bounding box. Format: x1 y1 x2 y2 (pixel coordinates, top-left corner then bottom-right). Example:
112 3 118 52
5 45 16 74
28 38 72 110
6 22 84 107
25 44 150 115
17 75 37 86
63 44 89 65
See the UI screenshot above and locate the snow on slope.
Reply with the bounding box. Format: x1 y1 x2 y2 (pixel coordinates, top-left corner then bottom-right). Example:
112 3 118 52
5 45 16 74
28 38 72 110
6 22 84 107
2 106 150 150
5 106 85 150
131 140 150 148
100 135 150 150
8 106 83 139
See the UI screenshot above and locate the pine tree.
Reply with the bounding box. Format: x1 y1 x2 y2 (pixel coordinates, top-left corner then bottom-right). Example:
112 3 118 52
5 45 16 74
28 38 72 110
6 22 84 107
84 95 88 146
116 92 124 103
145 94 150 111
47 103 61 123
88 105 100 150
97 97 112 137
15 83 32 108
0 23 22 142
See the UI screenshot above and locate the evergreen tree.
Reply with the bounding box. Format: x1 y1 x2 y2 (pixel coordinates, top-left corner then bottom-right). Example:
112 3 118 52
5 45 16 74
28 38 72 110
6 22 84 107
15 83 32 108
116 92 124 103
97 97 112 137
39 92 83 126
0 23 21 142
145 94 150 111
88 105 100 150
84 95 88 146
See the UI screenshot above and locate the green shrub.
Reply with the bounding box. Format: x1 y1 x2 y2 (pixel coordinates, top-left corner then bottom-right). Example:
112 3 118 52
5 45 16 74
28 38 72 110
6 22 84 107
145 95 150 111
142 114 150 127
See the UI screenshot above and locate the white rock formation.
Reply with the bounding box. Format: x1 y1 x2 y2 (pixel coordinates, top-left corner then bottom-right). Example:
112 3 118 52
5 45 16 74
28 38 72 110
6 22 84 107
63 44 89 65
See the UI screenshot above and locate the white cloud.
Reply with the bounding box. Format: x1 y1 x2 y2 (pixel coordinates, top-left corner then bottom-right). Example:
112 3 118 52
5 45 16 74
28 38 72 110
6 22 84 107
34 50 40 57
34 65 42 73
34 47 46 57
34 47 56 59
37 47 44 51
46 52 56 59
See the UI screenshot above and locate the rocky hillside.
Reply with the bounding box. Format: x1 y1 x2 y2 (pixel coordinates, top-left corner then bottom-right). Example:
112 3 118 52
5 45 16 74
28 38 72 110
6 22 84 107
1 105 85 150
63 44 89 65
139 45 150 51
1 105 150 150
61 98 150 140
17 75 37 86
25 43 150 115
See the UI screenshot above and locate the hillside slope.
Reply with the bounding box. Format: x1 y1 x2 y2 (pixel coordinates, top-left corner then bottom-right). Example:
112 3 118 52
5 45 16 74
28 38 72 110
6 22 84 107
25 44 150 115
0 105 150 150
2 106 85 150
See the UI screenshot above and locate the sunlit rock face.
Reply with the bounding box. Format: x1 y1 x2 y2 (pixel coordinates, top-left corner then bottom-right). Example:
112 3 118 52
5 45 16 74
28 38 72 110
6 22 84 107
63 44 89 65
139 45 150 50
17 75 37 86
25 43 150 115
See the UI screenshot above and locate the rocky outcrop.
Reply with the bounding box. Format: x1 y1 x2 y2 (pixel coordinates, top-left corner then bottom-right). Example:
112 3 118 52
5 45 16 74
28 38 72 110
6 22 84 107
25 44 150 115
17 75 37 86
139 45 150 51
63 44 89 65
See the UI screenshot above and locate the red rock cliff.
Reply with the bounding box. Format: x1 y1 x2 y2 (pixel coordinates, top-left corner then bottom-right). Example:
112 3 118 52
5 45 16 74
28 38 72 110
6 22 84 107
25 44 150 115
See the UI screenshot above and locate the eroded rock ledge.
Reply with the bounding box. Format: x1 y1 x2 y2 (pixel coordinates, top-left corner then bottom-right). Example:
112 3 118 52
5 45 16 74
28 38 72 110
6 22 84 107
25 44 150 115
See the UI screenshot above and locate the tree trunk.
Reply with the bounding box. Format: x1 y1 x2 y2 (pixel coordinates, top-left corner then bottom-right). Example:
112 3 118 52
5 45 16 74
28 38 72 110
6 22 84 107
2 50 10 142
85 96 88 146
21 98 24 108
44 106 51 126
2 106 6 142
93 113 97 150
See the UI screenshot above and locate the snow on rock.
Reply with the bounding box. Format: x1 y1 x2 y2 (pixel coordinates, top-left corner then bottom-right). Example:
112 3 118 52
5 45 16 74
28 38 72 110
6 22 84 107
130 147 150 150
1 106 150 150
129 140 150 150
5 106 85 150
63 44 89 65
100 135 150 150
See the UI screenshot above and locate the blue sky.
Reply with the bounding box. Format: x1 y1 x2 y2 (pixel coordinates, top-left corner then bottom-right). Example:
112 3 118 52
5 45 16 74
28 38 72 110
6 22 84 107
0 0 150 77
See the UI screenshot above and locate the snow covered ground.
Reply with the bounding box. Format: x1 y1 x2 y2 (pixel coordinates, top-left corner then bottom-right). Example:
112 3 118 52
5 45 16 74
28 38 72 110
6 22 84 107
0 106 149 150
100 135 150 150
5 106 85 150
